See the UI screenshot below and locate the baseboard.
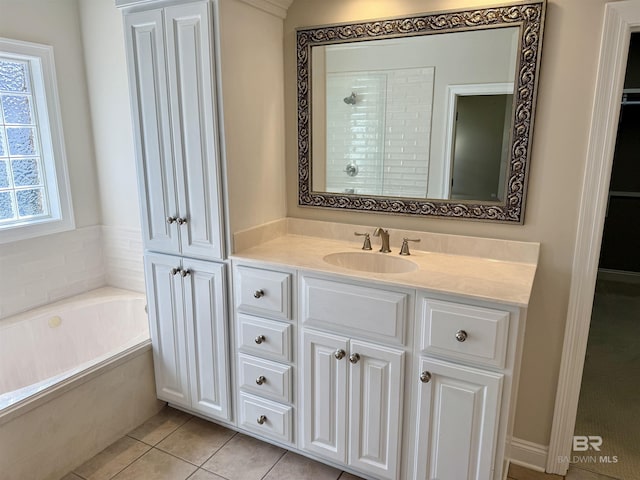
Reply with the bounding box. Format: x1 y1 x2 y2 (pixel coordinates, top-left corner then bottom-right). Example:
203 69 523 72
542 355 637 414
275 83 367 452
509 437 548 472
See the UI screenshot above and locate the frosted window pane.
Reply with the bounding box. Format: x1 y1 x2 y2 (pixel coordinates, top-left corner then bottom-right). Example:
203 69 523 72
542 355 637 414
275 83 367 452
0 61 28 93
0 191 14 220
0 160 9 188
12 158 41 186
16 188 44 216
7 127 37 155
0 129 5 156
2 95 32 124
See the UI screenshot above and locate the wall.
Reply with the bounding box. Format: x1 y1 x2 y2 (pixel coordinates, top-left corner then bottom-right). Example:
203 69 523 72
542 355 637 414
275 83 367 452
219 0 288 244
285 0 613 448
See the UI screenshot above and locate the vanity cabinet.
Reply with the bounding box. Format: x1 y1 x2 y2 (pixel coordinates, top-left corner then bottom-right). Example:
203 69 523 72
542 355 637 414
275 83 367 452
144 252 230 420
233 265 295 445
300 274 408 480
410 296 515 480
302 329 404 480
123 1 224 261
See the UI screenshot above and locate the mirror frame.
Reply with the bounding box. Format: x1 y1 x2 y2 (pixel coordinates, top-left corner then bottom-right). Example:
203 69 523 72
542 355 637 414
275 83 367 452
296 1 546 223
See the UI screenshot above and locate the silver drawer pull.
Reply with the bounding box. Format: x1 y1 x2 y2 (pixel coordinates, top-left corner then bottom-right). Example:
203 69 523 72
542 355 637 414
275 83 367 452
254 289 265 299
176 217 188 225
334 349 346 360
254 335 266 344
166 216 177 224
257 415 267 425
349 353 360 364
455 330 468 342
170 267 181 276
420 371 432 383
256 375 266 385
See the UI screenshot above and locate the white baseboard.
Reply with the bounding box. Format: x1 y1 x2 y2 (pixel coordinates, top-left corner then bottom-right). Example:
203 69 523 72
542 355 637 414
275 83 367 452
509 437 548 472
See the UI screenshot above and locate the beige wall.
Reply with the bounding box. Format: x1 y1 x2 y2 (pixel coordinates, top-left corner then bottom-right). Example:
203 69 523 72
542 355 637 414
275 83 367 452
0 0 101 228
78 0 140 230
219 0 288 240
285 0 613 446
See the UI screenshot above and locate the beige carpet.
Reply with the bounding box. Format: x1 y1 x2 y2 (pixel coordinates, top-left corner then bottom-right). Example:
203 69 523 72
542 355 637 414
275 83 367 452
573 278 640 480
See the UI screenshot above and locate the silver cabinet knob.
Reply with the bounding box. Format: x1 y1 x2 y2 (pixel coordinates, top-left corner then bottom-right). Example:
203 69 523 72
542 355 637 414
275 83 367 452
257 415 267 425
176 217 188 225
455 330 468 342
254 335 266 344
170 267 181 276
180 269 191 277
334 349 346 360
349 353 360 364
166 216 177 224
254 289 265 299
420 371 432 383
256 375 266 385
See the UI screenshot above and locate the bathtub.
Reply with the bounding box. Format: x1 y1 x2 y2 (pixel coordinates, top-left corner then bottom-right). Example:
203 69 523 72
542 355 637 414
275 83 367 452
0 287 164 480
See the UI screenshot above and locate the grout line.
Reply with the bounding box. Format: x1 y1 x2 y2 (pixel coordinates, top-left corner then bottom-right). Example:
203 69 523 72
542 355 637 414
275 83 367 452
198 431 239 468
102 441 152 480
259 449 288 480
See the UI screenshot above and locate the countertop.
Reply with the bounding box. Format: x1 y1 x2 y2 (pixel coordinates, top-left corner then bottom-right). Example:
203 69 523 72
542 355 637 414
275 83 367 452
231 234 538 307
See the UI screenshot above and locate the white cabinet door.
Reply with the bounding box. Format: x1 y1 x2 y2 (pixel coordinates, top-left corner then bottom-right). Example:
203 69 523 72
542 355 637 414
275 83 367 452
183 258 230 420
144 253 190 408
302 329 348 463
165 2 224 260
349 341 404 480
413 357 503 480
124 10 179 255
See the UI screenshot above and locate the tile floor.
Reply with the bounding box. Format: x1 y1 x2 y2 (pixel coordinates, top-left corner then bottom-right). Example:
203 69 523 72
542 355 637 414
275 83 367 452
59 406 615 480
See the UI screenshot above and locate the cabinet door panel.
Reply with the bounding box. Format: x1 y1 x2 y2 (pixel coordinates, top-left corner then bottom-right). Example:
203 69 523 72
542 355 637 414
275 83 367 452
165 2 224 260
302 330 348 463
144 253 189 407
349 341 404 480
413 357 503 480
183 259 230 420
124 11 179 254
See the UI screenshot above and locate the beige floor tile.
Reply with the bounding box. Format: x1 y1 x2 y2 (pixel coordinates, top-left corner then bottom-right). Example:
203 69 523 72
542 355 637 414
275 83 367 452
73 436 150 480
508 463 564 480
156 417 236 466
128 407 192 446
188 469 227 480
59 474 83 480
262 451 342 480
202 433 285 480
112 449 197 480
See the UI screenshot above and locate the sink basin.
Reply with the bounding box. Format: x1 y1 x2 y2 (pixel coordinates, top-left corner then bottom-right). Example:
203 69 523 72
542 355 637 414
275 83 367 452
323 252 418 274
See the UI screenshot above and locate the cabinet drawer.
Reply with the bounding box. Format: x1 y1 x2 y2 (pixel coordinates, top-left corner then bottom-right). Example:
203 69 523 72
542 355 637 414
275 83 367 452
236 266 291 320
239 392 293 444
238 354 292 403
237 314 291 362
420 298 510 369
301 276 408 345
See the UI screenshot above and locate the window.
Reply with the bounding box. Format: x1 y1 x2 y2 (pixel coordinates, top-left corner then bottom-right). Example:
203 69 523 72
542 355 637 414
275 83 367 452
0 38 73 243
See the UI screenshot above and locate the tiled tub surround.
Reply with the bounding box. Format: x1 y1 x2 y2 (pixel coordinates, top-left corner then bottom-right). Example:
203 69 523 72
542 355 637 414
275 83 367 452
0 225 145 319
0 288 163 480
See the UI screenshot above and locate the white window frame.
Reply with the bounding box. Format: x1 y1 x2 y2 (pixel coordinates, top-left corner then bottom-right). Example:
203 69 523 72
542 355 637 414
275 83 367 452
0 37 74 244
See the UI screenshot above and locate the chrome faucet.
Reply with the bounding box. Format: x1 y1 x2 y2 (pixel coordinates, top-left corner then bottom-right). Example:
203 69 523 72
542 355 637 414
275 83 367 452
372 227 391 253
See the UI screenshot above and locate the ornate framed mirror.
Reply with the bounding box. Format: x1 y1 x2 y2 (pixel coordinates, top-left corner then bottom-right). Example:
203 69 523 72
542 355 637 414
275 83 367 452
296 1 546 223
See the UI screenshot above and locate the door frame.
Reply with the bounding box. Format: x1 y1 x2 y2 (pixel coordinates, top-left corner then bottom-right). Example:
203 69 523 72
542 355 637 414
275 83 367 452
442 82 514 199
546 1 640 475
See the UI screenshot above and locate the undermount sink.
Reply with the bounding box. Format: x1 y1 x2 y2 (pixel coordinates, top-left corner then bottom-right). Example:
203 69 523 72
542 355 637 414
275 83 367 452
323 251 418 274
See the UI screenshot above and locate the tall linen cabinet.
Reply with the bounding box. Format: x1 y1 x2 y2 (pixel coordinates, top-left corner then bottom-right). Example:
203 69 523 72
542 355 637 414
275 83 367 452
118 0 230 421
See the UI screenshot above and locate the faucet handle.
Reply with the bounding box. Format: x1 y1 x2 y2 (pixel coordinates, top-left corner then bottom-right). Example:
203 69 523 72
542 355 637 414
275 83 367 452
399 238 421 256
354 232 372 250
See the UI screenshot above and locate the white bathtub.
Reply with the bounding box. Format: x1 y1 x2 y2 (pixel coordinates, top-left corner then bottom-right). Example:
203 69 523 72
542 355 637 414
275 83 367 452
0 287 149 413
0 287 163 480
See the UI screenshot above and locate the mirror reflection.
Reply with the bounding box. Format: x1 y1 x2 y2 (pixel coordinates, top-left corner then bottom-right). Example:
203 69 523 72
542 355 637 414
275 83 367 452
311 28 519 201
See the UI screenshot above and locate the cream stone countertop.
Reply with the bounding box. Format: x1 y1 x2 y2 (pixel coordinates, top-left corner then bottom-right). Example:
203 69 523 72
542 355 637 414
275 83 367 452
231 234 538 307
